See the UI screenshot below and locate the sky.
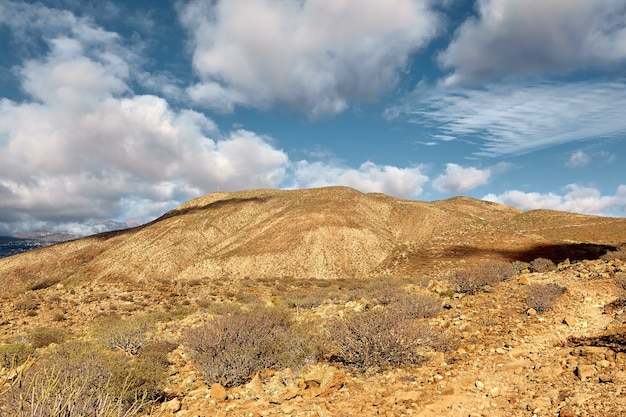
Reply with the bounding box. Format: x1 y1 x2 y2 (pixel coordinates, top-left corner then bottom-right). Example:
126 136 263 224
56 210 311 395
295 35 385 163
1 0 626 235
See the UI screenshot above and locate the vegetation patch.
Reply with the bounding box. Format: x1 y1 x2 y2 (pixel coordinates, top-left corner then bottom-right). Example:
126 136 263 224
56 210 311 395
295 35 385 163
525 283 567 313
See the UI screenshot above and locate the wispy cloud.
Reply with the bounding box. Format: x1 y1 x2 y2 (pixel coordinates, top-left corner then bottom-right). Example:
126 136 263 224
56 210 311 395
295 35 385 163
484 184 626 217
566 150 591 167
387 80 626 156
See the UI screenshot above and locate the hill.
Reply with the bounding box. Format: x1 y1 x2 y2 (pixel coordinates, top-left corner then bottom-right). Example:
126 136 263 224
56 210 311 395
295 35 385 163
2 186 626 416
0 186 624 294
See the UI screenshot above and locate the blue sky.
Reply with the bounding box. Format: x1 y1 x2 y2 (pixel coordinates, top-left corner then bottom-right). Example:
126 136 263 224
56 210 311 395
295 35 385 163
1 0 626 235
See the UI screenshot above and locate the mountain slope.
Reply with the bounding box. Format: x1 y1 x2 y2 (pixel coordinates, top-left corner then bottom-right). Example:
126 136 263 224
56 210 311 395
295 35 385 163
1 187 624 293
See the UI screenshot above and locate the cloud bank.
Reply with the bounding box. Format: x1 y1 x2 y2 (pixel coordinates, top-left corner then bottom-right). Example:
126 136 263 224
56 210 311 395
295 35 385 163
179 0 440 115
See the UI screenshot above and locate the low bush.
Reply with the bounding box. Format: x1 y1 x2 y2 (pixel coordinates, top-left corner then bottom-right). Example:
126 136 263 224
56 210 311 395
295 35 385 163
93 315 154 356
449 261 516 295
529 258 557 273
0 340 166 416
328 307 433 372
525 283 567 313
614 273 626 292
183 307 319 388
388 293 442 319
602 247 626 261
28 326 67 348
0 342 35 368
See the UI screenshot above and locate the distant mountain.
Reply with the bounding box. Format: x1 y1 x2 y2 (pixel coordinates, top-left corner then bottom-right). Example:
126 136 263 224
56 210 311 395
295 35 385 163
0 232 75 259
1 187 624 292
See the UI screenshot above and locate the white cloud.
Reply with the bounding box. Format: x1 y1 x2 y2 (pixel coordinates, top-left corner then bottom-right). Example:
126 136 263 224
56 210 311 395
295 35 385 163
178 0 440 115
484 184 626 216
567 150 591 167
439 0 626 85
432 163 491 194
387 80 626 156
0 4 289 234
289 161 429 199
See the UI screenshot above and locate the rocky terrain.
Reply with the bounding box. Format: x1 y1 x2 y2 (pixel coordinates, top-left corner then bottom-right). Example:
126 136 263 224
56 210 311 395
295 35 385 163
1 187 626 416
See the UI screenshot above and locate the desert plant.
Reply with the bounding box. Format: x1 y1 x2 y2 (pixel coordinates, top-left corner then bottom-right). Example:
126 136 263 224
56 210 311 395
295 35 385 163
529 257 557 273
183 307 319 388
512 261 530 273
0 341 165 416
93 315 154 356
448 262 515 295
0 342 35 368
602 247 626 261
28 326 67 348
26 277 60 291
328 307 433 372
614 273 626 292
388 293 442 319
14 295 39 312
525 283 567 313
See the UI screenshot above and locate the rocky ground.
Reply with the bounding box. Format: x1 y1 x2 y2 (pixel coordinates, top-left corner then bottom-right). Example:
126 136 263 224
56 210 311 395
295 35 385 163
2 256 626 416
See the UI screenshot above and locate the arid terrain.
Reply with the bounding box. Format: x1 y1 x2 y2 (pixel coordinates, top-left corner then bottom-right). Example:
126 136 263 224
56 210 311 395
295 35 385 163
1 186 626 416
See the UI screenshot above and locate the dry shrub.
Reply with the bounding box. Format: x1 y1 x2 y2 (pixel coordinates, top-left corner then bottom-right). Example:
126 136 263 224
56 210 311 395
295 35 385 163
525 283 567 313
529 257 557 273
614 273 626 292
449 261 516 295
14 295 39 312
283 287 327 312
93 315 154 356
328 308 434 372
137 340 178 367
0 341 166 416
0 342 35 368
388 293 442 319
28 326 67 348
600 244 626 261
183 307 319 388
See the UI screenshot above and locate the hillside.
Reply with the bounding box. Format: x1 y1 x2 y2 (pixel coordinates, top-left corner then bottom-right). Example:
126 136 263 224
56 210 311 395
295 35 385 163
0 187 624 294
2 187 626 416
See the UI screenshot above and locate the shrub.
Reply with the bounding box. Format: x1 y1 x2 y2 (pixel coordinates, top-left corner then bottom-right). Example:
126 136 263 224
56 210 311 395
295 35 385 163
0 341 166 415
529 258 557 273
602 248 626 261
328 307 433 372
28 326 67 348
26 277 60 291
388 293 442 319
512 261 530 273
0 342 35 368
183 307 318 388
93 315 154 356
525 283 567 313
614 273 626 292
448 262 515 295
14 295 39 312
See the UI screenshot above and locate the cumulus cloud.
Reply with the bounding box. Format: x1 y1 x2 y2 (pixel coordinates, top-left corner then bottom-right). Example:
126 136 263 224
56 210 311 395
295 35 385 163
0 3 289 234
289 161 429 199
439 0 626 85
178 0 440 115
386 80 626 156
483 184 626 217
432 163 491 194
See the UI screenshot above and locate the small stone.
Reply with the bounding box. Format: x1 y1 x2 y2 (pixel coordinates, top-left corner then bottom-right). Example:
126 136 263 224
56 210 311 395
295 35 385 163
575 365 596 380
562 315 577 326
210 383 227 401
495 347 506 355
526 308 537 316
475 380 485 390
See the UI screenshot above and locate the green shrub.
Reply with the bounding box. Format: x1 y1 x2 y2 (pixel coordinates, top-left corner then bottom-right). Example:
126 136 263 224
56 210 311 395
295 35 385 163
525 283 567 313
0 342 35 368
183 307 319 388
0 340 166 416
529 258 557 273
328 307 433 372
